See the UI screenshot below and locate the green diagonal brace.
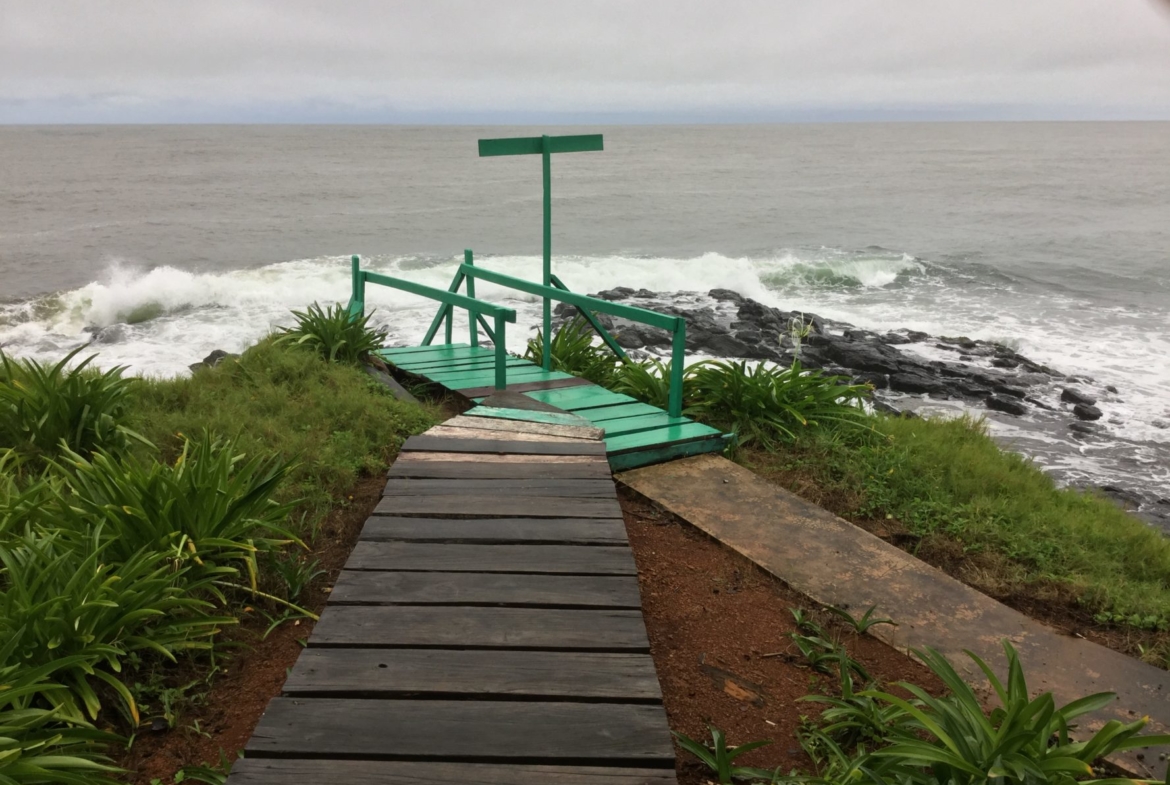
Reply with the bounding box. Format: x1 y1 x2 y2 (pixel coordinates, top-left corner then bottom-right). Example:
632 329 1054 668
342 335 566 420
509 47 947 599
549 273 628 361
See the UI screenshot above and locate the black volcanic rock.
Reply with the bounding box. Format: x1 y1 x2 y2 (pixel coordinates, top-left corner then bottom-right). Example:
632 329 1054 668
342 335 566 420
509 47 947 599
985 395 1028 416
708 288 744 302
1061 388 1097 406
1073 403 1103 421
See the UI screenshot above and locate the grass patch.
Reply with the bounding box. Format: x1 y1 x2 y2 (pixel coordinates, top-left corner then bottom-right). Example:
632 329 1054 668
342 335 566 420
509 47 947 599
124 337 437 537
740 414 1170 631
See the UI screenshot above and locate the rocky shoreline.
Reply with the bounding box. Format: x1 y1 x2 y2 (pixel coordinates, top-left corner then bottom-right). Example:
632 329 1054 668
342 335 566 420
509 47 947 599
554 287 1168 528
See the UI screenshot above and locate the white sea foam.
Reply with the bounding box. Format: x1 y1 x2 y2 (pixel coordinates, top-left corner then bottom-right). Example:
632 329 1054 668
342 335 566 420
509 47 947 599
1 251 1166 500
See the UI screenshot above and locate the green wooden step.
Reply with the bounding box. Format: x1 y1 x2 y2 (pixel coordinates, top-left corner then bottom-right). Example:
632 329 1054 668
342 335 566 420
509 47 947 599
607 433 730 472
427 366 565 389
525 386 637 411
576 402 667 423
604 422 723 455
380 344 493 364
395 356 531 372
599 413 691 437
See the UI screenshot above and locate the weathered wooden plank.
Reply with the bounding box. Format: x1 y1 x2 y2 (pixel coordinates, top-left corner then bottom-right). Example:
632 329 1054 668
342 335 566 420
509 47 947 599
445 414 604 441
387 459 612 480
526 385 637 410
245 698 674 764
466 406 596 428
459 376 592 398
382 478 617 497
310 606 651 650
599 413 691 437
423 424 596 444
227 759 678 785
283 649 661 701
606 423 724 454
580 402 671 422
392 451 608 465
360 516 628 545
345 542 637 574
329 570 641 607
402 434 607 456
373 494 622 518
607 435 730 472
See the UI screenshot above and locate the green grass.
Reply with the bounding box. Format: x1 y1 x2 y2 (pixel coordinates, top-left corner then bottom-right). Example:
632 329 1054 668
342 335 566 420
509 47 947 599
124 337 437 536
741 413 1170 630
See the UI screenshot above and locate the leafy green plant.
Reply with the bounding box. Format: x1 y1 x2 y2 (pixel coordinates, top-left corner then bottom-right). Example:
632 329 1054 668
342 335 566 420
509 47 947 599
0 347 146 463
0 705 122 785
0 529 231 723
52 432 299 588
687 359 869 450
673 727 773 783
825 605 897 635
277 302 388 364
265 552 326 602
612 358 675 410
524 317 620 386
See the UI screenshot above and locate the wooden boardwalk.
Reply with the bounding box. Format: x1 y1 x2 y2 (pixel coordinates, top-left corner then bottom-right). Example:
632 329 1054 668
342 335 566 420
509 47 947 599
379 343 729 471
227 407 678 784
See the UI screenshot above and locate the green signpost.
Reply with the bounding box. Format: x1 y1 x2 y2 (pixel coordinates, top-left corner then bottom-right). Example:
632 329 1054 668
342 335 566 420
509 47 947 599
478 133 604 370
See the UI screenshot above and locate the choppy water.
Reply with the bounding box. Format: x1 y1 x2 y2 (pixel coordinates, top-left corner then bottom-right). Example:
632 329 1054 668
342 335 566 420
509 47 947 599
1 124 1168 516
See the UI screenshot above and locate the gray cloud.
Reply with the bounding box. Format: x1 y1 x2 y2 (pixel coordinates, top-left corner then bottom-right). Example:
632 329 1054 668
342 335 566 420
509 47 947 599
2 0 1169 122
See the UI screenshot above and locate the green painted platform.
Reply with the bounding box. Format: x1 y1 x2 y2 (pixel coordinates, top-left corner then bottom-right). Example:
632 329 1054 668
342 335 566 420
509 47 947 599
379 344 729 471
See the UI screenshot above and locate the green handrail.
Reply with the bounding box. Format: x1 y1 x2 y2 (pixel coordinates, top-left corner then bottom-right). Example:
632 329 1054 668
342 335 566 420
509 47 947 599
348 255 517 391
457 262 687 418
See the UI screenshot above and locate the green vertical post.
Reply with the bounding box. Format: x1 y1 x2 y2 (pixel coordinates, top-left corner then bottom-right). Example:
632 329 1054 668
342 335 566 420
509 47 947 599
494 312 508 390
444 306 453 344
541 135 552 370
668 321 686 418
350 255 364 317
465 249 478 347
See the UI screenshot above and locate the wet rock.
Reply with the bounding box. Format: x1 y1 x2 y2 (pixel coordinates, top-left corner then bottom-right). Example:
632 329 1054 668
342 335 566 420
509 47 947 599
880 332 912 345
994 384 1027 399
734 329 762 344
1061 388 1097 406
595 287 636 301
851 371 890 389
1099 484 1143 510
821 340 905 376
708 288 744 303
985 395 1028 416
700 333 751 357
1105 385 1119 393
906 331 929 342
190 349 237 372
92 324 128 344
614 324 670 350
890 371 949 395
1025 396 1058 411
958 354 973 361
991 357 1019 369
1073 403 1103 421
1068 421 1100 435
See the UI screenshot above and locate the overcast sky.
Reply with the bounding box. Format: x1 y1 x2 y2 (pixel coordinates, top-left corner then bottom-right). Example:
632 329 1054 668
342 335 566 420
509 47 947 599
2 0 1169 123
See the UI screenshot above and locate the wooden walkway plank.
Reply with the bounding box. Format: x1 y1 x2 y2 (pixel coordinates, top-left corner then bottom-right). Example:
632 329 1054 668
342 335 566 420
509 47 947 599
373 494 622 518
525 385 638 410
423 424 597 444
444 414 604 440
329 570 642 607
460 376 593 398
228 760 677 785
394 356 532 372
606 422 724 454
360 516 629 545
309 606 651 650
401 434 608 456
386 458 612 480
345 542 637 575
244 698 675 765
430 366 575 388
465 405 598 428
282 649 662 701
382 478 617 497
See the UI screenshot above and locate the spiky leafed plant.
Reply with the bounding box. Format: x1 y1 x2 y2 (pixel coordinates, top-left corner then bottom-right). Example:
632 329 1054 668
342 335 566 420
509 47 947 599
524 317 621 386
0 347 146 463
277 302 388 364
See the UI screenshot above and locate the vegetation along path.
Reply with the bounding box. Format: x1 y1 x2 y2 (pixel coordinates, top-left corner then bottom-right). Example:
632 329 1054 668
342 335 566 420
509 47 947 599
618 454 1170 780
226 397 678 784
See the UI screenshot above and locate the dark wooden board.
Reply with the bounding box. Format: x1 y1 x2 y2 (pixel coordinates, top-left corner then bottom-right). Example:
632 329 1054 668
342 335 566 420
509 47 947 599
310 606 650 650
382 478 616 498
360 516 629 545
345 542 637 575
245 698 674 765
458 376 592 399
329 570 642 608
227 759 677 785
373 495 622 519
283 649 662 701
402 434 608 456
387 459 612 481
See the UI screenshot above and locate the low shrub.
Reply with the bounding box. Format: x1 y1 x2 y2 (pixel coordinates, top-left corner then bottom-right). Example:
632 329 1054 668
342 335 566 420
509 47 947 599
524 317 621 386
276 302 388 364
0 347 146 464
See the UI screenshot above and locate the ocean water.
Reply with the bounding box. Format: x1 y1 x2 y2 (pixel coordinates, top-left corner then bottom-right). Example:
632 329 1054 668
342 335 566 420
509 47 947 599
1 124 1168 511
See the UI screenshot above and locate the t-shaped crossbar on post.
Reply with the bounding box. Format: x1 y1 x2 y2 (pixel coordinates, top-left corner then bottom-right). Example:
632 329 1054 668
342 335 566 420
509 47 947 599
478 133 604 370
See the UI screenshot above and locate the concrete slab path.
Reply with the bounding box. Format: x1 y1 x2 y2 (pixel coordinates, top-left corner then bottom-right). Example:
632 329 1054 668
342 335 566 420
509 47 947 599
619 454 1170 779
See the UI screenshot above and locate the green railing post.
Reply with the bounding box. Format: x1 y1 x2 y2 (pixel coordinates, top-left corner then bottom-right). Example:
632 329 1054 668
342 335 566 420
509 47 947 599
541 134 552 370
465 249 478 347
494 312 508 390
669 322 686 418
444 306 453 344
349 255 365 317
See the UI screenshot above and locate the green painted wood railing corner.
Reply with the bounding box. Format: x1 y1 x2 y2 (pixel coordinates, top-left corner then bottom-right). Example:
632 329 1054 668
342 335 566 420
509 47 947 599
348 254 516 390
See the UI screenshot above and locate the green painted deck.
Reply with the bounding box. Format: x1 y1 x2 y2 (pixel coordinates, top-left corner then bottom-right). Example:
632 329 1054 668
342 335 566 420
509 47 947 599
379 344 729 471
